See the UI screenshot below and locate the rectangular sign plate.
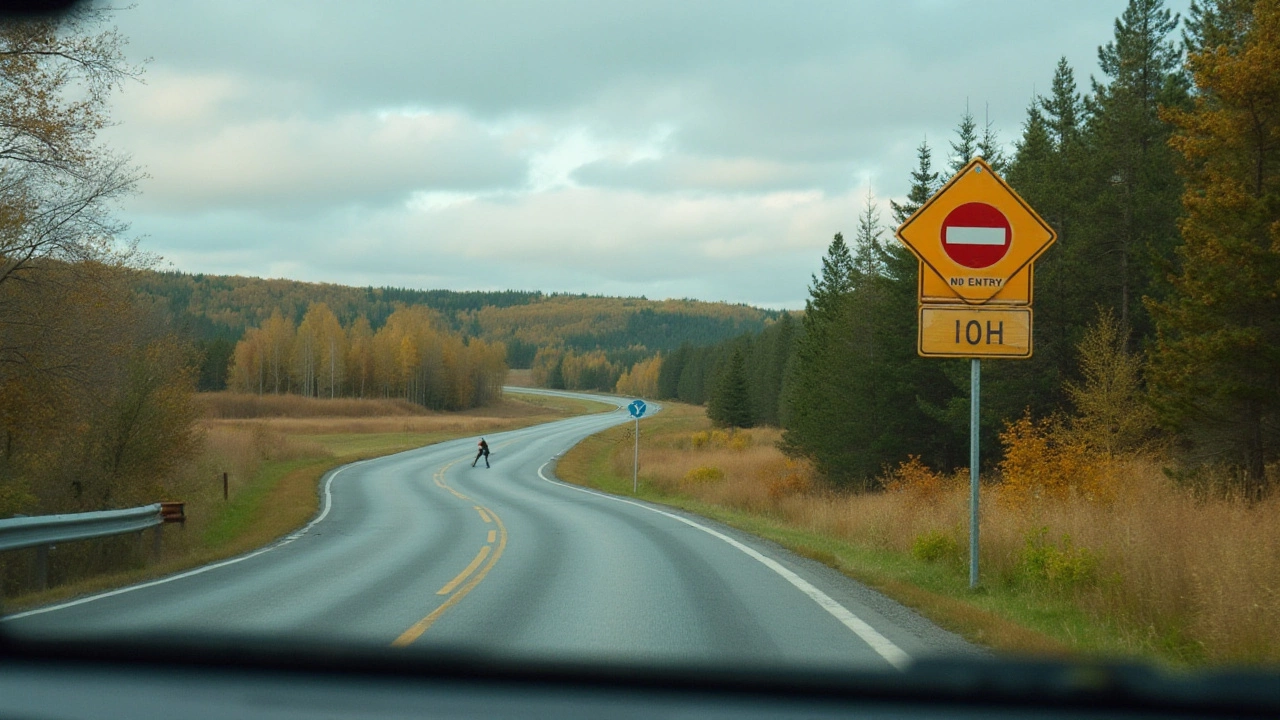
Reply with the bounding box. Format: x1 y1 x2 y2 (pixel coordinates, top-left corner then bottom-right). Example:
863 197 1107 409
918 305 1032 359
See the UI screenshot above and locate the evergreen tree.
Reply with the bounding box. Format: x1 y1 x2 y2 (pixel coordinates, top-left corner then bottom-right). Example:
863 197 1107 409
676 347 710 404
709 348 754 429
1085 0 1190 336
1184 0 1254 52
852 189 885 279
747 314 796 426
546 357 565 389
890 140 940 225
782 147 966 484
1043 58 1084 151
885 138 970 470
1000 58 1096 424
1148 0 1280 487
781 234 856 475
657 343 690 399
949 103 979 174
978 102 1009 173
998 100 1076 421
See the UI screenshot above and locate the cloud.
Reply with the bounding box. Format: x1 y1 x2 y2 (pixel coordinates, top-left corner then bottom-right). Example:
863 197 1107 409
573 155 856 194
116 102 530 213
129 182 887 308
105 1 1194 306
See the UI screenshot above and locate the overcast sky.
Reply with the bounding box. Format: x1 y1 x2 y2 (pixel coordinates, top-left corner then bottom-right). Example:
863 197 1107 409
101 1 1191 309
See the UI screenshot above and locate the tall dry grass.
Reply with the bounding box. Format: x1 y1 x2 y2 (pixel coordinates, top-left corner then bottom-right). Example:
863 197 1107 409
617 421 1280 665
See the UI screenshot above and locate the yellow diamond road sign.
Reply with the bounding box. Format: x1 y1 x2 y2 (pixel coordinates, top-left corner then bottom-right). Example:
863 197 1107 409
897 157 1055 306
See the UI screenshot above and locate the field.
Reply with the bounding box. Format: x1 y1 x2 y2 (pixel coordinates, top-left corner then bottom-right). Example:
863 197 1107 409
556 401 1280 667
3 390 612 610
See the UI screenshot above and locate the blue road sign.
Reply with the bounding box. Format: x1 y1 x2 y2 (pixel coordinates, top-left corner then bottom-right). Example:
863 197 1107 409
628 399 647 418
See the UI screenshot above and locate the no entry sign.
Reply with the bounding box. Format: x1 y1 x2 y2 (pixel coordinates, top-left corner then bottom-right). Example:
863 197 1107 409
942 202 1010 269
896 157 1055 305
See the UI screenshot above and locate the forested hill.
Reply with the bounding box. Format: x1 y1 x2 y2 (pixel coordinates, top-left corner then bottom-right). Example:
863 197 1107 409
133 270 776 377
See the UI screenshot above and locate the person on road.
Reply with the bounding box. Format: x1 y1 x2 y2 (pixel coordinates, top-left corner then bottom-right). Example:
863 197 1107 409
472 438 490 468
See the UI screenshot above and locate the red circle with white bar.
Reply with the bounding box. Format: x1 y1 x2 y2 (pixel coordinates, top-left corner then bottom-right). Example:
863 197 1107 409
940 202 1011 269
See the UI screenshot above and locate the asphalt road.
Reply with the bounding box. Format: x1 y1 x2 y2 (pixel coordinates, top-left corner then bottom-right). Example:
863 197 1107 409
4 389 977 669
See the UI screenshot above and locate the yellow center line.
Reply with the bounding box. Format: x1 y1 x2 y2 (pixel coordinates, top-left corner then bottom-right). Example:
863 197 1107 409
433 460 469 500
393 454 508 648
393 508 508 647
435 545 491 596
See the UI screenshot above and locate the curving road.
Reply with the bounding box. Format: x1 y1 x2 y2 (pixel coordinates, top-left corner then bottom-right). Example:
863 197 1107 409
4 389 976 669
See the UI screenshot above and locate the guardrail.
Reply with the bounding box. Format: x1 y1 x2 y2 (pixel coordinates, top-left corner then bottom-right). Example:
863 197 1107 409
0 501 185 590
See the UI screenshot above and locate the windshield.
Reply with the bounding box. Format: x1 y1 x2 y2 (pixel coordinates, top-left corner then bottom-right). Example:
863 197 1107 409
3 0 1278 680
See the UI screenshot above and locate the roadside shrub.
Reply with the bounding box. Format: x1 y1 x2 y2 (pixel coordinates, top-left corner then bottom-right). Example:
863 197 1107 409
1018 527 1098 592
885 455 951 501
683 466 725 484
690 429 753 451
998 413 1116 507
912 530 961 565
766 458 813 500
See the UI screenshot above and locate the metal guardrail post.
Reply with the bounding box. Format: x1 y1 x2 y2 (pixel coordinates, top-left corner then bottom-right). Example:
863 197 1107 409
34 545 48 591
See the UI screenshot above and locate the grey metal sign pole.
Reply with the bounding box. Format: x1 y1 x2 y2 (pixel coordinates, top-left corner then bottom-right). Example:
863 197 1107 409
628 399 646 493
969 358 980 589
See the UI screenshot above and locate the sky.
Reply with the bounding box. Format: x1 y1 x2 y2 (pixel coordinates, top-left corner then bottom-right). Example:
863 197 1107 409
100 1 1192 309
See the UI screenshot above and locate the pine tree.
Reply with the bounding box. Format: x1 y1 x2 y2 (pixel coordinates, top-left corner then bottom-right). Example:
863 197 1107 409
709 348 754 429
790 233 853 369
889 140 940 225
1184 0 1254 52
978 102 1009 173
1148 0 1280 487
1085 0 1190 335
1043 58 1084 152
996 57 1099 425
657 343 690 399
949 103 979 174
852 189 885 280
781 234 856 474
741 314 798 427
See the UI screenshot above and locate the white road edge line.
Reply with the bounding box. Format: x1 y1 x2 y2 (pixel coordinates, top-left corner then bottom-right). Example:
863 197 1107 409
2 459 371 622
536 460 911 671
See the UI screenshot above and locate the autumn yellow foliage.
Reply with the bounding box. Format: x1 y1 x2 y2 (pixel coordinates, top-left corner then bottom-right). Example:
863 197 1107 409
885 455 958 502
615 355 661 397
228 304 506 410
997 414 1117 507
